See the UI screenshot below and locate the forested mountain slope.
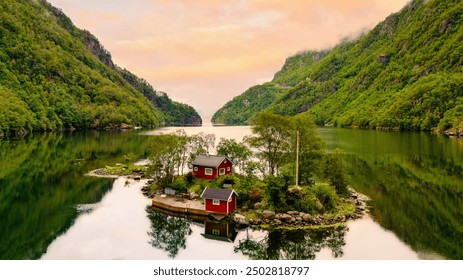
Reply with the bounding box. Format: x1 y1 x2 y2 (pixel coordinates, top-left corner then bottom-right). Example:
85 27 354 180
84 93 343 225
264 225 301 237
212 0 463 135
0 0 200 137
211 50 327 124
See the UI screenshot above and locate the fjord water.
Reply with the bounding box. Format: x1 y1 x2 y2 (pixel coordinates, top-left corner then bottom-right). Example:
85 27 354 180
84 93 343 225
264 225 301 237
0 125 461 259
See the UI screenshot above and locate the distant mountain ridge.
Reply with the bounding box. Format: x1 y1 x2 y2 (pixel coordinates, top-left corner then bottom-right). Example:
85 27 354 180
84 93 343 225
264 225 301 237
0 0 201 137
212 0 463 135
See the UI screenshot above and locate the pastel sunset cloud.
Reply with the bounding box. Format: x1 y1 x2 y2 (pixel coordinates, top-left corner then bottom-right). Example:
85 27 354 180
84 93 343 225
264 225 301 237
48 0 409 118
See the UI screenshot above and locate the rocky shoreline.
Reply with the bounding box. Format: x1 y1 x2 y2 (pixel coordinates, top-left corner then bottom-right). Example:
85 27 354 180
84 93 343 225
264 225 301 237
233 189 369 229
87 168 370 229
85 168 119 178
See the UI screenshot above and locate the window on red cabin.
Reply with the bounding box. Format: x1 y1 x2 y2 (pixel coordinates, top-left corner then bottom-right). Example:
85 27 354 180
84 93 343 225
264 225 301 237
212 199 220 205
194 167 198 171
227 167 231 171
219 168 225 175
205 168 213 175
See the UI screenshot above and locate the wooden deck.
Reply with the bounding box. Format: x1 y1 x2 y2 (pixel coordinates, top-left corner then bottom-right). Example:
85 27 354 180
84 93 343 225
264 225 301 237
151 195 228 220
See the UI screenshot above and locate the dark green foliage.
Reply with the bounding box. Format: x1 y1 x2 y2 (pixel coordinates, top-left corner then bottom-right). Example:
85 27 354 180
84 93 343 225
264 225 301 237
213 0 463 133
264 175 288 211
171 176 189 193
0 0 200 136
312 184 339 211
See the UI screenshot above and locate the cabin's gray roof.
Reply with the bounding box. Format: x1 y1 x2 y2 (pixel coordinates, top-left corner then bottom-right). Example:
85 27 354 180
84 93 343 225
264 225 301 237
192 155 230 168
200 187 237 201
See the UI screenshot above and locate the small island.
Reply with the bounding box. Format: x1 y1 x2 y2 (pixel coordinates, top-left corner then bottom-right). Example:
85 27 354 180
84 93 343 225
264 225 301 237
89 112 369 229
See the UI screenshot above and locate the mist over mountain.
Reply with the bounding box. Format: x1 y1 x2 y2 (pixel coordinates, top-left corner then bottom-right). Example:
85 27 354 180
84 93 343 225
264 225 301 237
212 0 463 135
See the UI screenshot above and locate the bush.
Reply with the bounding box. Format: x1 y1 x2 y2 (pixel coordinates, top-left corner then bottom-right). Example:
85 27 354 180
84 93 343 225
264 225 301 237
312 184 339 212
292 195 320 214
264 175 288 211
187 184 204 196
171 176 188 193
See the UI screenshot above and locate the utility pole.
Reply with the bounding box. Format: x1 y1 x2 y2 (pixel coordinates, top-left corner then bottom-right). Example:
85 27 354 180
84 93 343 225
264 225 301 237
296 130 300 187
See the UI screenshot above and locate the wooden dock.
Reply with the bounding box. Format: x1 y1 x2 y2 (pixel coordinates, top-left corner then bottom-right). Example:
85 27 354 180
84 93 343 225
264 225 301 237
152 199 209 216
151 195 228 220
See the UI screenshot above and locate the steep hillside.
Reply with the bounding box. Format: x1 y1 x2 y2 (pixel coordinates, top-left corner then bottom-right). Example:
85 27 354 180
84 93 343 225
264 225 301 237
118 68 202 126
212 0 463 135
43 2 202 127
212 50 326 124
0 0 200 137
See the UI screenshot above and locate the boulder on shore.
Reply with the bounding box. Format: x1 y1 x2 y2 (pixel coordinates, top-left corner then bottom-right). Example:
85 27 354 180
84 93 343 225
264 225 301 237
234 214 249 226
302 214 312 222
261 210 275 219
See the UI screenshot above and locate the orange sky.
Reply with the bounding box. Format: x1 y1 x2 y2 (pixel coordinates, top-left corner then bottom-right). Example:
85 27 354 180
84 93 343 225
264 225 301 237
48 0 410 120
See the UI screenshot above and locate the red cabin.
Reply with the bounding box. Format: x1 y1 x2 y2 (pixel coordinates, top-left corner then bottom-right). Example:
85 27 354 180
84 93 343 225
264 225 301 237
200 187 238 214
192 155 233 180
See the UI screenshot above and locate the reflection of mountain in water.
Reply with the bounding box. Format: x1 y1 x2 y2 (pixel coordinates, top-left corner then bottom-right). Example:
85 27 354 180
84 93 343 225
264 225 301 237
0 131 149 259
234 226 347 260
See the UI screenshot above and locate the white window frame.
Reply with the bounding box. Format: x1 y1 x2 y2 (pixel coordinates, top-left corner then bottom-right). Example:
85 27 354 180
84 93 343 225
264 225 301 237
212 199 220 205
219 168 225 175
227 167 231 172
205 168 213 175
212 229 220 236
193 167 198 171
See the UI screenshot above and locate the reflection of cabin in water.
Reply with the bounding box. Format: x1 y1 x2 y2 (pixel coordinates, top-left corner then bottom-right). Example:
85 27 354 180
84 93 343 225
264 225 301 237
201 221 237 243
192 155 233 180
200 187 237 215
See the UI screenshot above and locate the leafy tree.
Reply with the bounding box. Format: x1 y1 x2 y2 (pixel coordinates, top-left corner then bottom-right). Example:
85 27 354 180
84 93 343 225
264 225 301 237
147 134 183 186
187 132 216 163
217 138 252 172
324 149 349 196
291 114 326 185
172 129 189 175
246 112 293 175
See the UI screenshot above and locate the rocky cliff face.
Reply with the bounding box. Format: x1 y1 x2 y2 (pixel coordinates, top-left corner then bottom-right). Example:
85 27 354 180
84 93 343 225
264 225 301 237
42 1 115 69
81 30 115 69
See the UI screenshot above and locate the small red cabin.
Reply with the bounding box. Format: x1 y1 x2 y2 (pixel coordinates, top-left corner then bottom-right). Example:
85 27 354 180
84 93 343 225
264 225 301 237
192 155 233 180
200 187 237 214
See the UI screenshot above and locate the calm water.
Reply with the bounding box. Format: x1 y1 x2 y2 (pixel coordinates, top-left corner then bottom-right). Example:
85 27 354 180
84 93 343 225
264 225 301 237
0 125 461 259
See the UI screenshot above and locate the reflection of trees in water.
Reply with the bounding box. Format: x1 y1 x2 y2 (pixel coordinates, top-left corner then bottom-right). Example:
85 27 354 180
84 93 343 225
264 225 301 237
146 206 192 258
234 226 346 260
